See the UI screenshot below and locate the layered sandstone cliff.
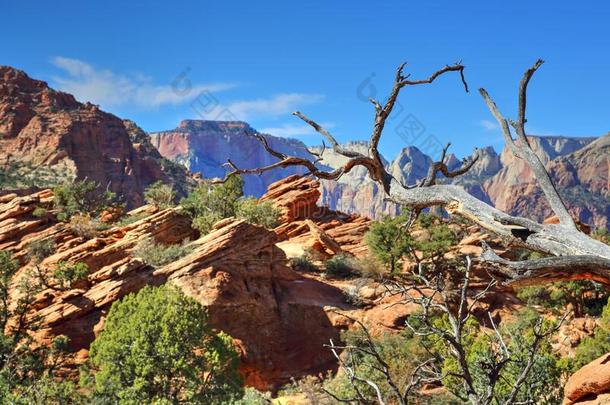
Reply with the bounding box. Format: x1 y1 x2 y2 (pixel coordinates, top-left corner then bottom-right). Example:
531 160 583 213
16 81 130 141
149 120 315 197
0 66 191 207
0 175 376 390
149 121 608 228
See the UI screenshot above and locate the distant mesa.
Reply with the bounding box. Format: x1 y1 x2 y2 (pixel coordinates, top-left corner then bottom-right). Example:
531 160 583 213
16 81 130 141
149 120 317 196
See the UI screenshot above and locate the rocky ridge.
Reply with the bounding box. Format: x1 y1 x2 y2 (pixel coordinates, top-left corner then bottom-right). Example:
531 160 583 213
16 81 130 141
0 175 375 390
149 120 608 229
149 120 315 196
1 174 603 397
0 66 191 208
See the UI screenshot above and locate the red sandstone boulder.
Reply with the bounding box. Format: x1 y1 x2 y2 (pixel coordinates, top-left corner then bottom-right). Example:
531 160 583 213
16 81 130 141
1 188 349 390
263 175 371 258
564 353 610 404
165 219 346 389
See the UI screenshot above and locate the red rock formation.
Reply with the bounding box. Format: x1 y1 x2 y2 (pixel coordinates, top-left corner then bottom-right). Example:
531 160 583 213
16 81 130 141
1 186 350 390
0 66 190 208
149 120 313 197
262 175 371 258
261 175 322 222
165 220 345 388
564 353 610 404
0 174 562 393
1 192 196 348
483 135 608 230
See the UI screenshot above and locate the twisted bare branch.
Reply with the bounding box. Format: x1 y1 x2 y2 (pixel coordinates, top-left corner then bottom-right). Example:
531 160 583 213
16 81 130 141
479 59 576 230
293 111 365 159
292 62 469 193
210 58 610 285
423 143 480 186
481 242 610 285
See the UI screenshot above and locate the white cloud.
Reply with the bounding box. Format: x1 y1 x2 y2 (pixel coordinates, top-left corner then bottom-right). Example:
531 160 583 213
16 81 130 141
260 122 334 138
50 57 325 121
218 93 324 121
195 93 325 122
50 57 235 109
478 119 499 131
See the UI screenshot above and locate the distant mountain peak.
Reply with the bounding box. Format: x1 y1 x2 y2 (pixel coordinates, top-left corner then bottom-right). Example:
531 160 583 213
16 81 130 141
149 120 313 196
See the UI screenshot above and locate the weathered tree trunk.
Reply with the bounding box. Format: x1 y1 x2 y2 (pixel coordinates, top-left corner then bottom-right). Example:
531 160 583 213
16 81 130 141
211 59 610 286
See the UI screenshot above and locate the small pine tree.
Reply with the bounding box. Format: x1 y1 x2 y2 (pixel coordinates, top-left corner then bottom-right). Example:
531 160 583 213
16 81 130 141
144 181 176 208
415 213 457 262
181 176 244 234
52 262 89 290
236 197 281 229
87 285 243 403
53 179 118 221
364 214 413 275
133 237 193 267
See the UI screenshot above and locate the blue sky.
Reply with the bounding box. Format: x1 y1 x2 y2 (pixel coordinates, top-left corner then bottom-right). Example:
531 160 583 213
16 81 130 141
3 1 610 159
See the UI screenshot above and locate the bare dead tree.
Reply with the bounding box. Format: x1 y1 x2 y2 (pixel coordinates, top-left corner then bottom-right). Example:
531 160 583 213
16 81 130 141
395 256 566 405
205 59 591 404
324 256 566 405
324 312 439 405
212 59 610 285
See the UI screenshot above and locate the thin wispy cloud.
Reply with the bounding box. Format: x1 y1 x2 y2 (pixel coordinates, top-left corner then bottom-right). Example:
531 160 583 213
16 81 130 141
260 122 334 138
218 93 324 121
50 57 324 123
478 119 499 131
50 57 235 109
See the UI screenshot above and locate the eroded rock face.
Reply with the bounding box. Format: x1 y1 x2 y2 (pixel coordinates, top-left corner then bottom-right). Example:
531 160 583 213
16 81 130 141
149 120 314 197
1 193 196 350
164 220 344 389
262 175 371 259
564 353 610 404
483 135 609 230
0 185 352 390
0 66 190 208
549 134 610 230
